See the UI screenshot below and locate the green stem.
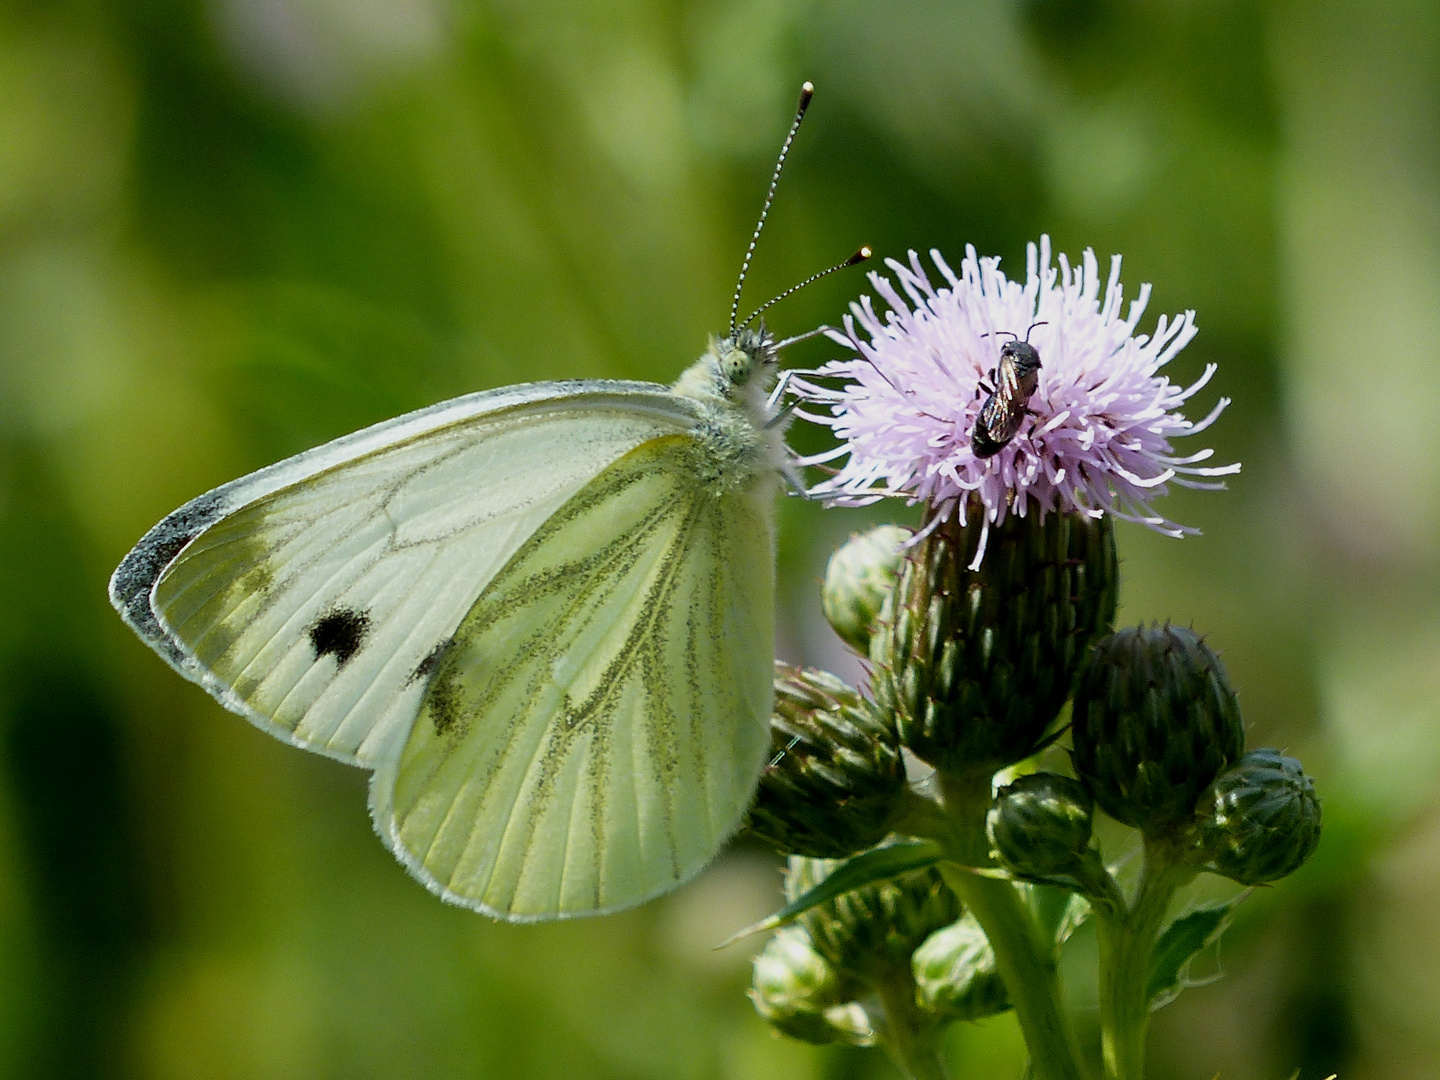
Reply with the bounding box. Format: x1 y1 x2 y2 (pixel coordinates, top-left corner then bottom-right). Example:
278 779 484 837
871 971 952 1080
1095 845 1195 1080
934 773 1091 1080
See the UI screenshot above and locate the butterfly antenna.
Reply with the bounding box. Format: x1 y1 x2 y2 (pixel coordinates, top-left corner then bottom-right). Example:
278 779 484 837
730 82 815 338
741 246 872 331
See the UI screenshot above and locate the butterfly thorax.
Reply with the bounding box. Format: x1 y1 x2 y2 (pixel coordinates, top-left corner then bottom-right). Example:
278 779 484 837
670 327 788 494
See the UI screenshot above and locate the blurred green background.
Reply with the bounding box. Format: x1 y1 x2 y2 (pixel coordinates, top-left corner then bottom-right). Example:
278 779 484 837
1 0 1436 1077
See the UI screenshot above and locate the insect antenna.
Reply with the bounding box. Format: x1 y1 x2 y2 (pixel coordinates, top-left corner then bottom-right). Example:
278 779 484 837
741 246 872 330
981 321 1050 343
730 82 814 337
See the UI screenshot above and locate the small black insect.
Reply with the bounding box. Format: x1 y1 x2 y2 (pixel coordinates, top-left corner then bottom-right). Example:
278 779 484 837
971 327 1045 458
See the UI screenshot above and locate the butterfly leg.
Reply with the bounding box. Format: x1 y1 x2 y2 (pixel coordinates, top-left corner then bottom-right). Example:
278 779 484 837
765 399 801 430
766 368 797 409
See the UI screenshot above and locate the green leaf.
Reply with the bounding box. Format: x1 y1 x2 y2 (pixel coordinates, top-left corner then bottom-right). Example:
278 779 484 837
717 839 944 948
1146 897 1244 1010
1025 884 1093 956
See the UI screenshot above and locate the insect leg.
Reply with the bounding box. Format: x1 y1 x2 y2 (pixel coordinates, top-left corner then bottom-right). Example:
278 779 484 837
765 399 801 429
766 368 797 409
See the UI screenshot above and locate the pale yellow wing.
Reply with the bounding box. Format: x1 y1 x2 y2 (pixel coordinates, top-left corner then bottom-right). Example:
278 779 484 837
371 434 777 921
110 382 702 767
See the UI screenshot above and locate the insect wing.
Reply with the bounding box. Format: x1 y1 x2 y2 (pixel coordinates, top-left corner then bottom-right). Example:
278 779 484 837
374 434 776 920
111 382 703 767
988 358 1028 444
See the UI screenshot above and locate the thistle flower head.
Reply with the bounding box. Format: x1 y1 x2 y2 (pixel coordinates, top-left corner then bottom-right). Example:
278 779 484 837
911 913 1010 1022
750 928 875 1046
795 237 1238 542
1194 749 1322 885
987 772 1096 880
1071 624 1246 837
746 663 906 858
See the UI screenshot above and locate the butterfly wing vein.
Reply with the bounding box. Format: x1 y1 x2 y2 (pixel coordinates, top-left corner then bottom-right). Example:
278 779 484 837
378 435 775 920
124 385 703 768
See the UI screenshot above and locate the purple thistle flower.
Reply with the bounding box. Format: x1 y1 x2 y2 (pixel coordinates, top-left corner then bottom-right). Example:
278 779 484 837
794 237 1238 566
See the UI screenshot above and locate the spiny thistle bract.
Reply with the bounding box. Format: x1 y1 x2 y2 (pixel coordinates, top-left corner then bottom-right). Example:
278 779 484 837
868 507 1118 775
786 854 961 982
747 664 906 858
1194 749 1322 884
1071 624 1246 837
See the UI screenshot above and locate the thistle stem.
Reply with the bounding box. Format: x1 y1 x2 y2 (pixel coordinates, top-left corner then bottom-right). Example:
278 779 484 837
934 772 1091 1080
871 971 952 1080
1095 845 1195 1080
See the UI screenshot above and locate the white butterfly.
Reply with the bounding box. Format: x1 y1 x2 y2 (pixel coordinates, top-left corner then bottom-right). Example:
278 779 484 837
109 83 864 922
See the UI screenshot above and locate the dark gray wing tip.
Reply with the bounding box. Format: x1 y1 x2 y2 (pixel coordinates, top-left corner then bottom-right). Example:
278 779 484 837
108 488 228 660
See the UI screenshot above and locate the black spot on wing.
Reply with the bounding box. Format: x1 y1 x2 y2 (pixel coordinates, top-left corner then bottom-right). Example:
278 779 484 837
308 608 372 667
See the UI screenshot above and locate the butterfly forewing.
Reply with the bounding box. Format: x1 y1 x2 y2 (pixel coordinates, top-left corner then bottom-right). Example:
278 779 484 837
377 434 776 920
126 384 702 767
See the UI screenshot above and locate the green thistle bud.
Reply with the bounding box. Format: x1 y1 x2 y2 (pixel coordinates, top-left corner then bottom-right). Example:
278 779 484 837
787 853 962 981
1071 625 1246 837
987 772 1095 880
823 525 912 653
870 507 1118 774
747 664 906 858
750 927 875 1046
912 913 1010 1022
1195 749 1322 885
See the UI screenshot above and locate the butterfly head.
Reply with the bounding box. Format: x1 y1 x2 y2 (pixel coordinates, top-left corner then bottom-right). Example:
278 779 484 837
717 325 778 389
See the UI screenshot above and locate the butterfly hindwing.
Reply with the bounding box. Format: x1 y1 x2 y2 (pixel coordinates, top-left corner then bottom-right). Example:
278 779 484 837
114 382 704 767
375 434 776 920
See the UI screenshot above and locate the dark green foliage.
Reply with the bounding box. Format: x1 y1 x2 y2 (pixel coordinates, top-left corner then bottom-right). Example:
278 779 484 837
1146 899 1242 1011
